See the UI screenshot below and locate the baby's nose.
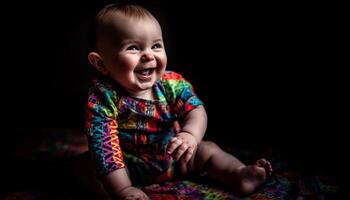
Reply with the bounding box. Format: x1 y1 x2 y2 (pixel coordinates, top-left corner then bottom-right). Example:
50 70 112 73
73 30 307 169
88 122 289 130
141 50 154 62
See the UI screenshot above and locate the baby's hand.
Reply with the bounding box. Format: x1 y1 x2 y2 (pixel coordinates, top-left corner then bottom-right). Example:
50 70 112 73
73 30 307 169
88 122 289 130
118 186 148 200
167 132 197 163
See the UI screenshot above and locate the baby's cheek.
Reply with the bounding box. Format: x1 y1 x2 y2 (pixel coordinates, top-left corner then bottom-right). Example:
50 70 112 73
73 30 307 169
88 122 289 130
156 67 166 79
118 55 139 70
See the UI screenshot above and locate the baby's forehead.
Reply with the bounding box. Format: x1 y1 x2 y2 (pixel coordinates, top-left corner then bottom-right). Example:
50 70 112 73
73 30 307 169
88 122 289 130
96 14 162 49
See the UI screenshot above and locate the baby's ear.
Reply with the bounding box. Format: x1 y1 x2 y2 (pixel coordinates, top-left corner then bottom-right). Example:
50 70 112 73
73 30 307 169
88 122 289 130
88 52 108 75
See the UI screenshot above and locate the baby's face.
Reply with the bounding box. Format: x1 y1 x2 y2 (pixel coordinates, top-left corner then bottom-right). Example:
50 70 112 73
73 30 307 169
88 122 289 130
100 16 167 97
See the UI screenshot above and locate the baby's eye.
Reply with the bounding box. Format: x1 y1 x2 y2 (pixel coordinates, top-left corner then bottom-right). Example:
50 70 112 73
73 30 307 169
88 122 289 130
152 43 162 49
126 45 139 51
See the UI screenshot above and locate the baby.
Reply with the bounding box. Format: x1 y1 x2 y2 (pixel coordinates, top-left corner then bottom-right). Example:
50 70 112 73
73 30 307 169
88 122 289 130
83 3 272 199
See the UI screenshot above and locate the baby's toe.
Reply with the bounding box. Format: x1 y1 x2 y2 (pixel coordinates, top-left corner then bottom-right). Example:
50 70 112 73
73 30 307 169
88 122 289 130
265 161 273 175
256 158 267 166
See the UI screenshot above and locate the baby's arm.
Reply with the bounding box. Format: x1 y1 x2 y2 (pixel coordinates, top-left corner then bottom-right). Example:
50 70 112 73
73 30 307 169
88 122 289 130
102 168 148 200
181 105 207 143
167 105 207 162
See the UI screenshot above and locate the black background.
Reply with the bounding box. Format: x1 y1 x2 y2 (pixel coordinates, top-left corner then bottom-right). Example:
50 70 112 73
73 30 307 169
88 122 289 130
0 0 346 184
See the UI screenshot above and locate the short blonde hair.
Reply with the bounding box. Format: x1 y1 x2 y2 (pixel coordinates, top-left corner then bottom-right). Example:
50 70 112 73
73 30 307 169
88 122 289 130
89 4 157 51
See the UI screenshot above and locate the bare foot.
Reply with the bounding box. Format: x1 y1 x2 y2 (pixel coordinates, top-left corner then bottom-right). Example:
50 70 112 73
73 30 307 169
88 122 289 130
232 158 273 196
256 158 273 175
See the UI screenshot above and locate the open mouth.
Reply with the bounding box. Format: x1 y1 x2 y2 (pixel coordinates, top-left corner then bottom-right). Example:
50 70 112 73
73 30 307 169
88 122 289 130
134 68 155 81
135 68 155 76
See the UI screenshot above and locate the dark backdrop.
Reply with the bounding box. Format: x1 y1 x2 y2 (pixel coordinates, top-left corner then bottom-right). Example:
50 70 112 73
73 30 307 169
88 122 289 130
0 1 345 178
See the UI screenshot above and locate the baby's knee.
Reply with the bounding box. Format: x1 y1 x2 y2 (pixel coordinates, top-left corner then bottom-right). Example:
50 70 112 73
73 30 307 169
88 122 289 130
197 141 220 156
199 141 219 149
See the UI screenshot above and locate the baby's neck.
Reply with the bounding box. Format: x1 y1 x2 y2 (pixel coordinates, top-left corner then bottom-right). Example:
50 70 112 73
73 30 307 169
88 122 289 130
128 88 155 100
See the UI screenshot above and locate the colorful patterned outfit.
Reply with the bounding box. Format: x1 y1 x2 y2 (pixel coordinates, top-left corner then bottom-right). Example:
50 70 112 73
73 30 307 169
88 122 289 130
85 71 203 184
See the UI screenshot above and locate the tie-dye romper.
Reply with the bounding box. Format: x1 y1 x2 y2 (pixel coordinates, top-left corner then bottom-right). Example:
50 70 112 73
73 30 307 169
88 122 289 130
85 71 203 184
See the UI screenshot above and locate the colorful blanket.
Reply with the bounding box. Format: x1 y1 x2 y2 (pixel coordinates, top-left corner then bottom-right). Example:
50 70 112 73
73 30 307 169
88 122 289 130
2 129 339 199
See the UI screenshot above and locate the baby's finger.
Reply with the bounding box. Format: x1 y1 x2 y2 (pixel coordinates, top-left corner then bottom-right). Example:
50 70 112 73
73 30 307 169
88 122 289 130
183 147 194 163
167 138 182 154
174 143 189 160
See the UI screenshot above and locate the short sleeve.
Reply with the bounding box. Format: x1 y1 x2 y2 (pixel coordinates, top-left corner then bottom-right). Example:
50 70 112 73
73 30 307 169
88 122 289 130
85 80 125 176
161 71 203 117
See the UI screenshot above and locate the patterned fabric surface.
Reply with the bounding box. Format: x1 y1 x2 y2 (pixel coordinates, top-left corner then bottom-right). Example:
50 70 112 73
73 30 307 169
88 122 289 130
85 71 203 182
2 129 339 199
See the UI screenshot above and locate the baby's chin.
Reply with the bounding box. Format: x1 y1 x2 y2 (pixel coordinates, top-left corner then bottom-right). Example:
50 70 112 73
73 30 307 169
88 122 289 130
136 80 157 90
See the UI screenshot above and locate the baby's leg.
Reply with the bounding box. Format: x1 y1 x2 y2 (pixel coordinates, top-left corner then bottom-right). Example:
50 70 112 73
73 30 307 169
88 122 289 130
180 141 272 197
